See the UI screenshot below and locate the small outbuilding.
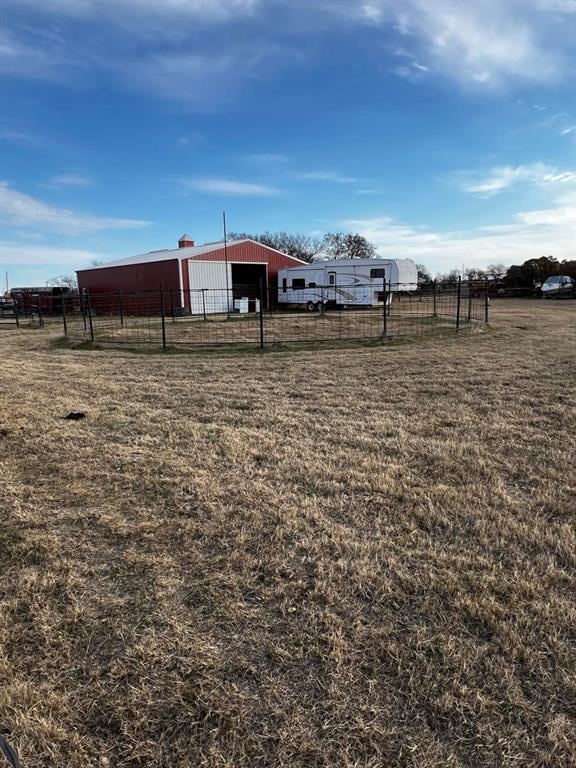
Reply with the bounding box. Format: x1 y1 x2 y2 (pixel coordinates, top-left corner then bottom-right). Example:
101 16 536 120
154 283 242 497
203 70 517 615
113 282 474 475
76 236 305 310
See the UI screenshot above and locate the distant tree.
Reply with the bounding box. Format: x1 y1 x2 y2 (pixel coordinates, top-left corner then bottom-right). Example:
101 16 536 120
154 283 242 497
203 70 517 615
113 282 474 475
464 268 487 281
486 263 507 281
560 259 576 280
436 269 461 283
46 275 77 289
505 256 560 288
417 263 432 282
90 259 104 266
321 232 377 260
229 232 323 263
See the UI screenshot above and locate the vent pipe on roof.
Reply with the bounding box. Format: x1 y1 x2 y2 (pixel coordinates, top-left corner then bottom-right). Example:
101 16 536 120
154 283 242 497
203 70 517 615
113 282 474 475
178 233 195 248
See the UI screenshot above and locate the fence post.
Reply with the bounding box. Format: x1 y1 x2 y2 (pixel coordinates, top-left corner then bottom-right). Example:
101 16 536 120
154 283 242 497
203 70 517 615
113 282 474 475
202 289 206 321
259 278 265 349
118 292 124 326
467 281 472 324
455 276 462 331
382 276 387 337
80 290 87 332
14 300 20 327
86 290 95 342
433 279 437 318
160 286 167 349
61 294 68 337
484 278 489 324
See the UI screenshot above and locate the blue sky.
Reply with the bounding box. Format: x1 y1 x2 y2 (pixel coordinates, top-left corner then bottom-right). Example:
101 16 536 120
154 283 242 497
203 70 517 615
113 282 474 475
1 0 575 286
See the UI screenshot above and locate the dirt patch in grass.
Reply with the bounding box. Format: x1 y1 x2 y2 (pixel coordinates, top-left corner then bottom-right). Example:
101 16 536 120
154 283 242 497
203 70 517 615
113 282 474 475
1 300 575 767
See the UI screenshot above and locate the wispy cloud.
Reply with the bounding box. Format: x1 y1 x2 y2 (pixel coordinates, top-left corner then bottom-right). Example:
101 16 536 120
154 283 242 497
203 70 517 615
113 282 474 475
561 125 576 136
182 178 280 196
344 204 575 273
0 241 107 267
117 44 299 106
517 206 576 226
40 174 94 189
463 163 576 197
295 171 358 184
353 0 572 87
0 181 151 234
244 153 289 165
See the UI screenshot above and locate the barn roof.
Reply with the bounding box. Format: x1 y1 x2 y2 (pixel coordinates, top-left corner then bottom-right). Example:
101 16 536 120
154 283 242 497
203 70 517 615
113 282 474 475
77 239 305 272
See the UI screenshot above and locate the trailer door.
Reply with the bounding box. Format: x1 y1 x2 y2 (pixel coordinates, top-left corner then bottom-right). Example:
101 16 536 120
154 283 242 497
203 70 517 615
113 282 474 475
327 270 337 303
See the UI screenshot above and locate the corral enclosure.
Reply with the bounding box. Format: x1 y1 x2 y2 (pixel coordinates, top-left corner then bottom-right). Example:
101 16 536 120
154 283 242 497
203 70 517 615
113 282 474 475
1 300 575 768
64 280 487 348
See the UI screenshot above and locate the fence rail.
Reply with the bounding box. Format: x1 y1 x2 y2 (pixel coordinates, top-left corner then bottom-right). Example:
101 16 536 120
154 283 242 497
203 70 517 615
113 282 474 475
62 279 489 349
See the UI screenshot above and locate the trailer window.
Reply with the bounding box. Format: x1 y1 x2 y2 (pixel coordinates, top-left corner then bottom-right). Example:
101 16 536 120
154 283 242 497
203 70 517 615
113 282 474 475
308 282 317 288
292 278 306 289
370 268 385 279
328 273 336 285
282 278 287 293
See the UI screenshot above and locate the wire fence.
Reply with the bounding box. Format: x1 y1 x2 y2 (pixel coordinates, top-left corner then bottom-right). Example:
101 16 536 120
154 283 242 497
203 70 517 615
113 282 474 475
0 299 44 328
62 280 488 349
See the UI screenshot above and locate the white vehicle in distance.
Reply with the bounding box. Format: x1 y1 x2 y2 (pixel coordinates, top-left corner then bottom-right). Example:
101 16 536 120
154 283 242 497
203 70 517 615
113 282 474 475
541 275 575 299
277 258 418 312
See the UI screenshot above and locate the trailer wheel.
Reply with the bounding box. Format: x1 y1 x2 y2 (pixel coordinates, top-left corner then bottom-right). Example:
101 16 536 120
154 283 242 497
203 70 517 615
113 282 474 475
306 301 317 312
315 302 324 313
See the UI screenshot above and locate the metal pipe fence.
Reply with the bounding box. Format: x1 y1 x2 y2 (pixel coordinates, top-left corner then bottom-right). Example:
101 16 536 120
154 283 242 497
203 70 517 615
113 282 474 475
62 281 489 349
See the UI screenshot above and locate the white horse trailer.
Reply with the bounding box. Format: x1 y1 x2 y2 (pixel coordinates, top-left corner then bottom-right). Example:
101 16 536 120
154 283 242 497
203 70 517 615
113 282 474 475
277 258 418 311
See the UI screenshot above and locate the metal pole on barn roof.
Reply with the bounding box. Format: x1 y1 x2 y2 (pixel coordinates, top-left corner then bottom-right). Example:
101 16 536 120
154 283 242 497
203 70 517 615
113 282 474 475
223 210 230 319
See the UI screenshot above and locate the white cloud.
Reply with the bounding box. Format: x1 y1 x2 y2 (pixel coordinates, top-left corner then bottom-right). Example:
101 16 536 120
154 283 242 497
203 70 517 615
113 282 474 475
244 153 290 164
517 206 576 226
41 174 93 189
8 0 261 34
463 163 576 197
1 0 573 98
118 44 297 105
0 29 71 82
0 242 107 267
182 178 280 196
355 0 572 86
344 205 575 273
295 171 358 184
0 181 151 234
561 126 576 135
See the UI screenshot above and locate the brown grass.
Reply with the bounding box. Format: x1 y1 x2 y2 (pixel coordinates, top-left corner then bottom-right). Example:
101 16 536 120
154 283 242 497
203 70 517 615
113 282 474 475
1 300 575 767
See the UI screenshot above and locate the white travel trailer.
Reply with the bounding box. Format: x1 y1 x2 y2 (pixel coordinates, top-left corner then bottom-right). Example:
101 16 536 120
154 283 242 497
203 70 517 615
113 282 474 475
277 258 418 311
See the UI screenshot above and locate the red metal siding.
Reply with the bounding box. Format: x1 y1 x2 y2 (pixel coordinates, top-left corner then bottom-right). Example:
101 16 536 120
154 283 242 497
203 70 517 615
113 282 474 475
181 241 304 285
77 259 181 296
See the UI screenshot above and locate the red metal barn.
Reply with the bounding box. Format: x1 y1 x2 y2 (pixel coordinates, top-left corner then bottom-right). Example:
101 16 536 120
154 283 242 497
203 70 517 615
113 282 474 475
76 236 305 313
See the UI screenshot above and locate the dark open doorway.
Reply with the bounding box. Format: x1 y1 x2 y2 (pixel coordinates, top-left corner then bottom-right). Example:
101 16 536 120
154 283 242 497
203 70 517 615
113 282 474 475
231 263 268 307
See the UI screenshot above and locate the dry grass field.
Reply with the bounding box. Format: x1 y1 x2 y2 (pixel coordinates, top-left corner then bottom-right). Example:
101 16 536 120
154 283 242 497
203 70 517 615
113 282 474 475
1 300 575 768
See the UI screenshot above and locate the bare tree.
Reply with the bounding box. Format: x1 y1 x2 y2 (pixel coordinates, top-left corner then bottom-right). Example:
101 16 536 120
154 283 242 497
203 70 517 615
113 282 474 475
486 263 507 281
321 233 377 260
417 263 432 282
229 232 324 263
46 275 78 290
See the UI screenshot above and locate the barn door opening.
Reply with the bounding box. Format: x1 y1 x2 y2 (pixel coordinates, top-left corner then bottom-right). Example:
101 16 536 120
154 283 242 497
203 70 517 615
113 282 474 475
231 263 268 308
